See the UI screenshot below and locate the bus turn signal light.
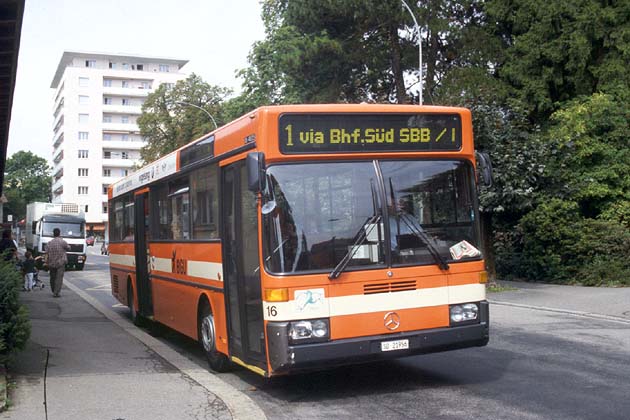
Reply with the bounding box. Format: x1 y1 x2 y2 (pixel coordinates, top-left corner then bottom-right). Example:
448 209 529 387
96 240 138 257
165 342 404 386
479 271 488 284
265 288 289 302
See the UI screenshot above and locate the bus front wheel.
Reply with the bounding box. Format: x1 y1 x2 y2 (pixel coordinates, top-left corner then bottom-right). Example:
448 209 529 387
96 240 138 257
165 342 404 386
127 282 143 327
198 304 230 372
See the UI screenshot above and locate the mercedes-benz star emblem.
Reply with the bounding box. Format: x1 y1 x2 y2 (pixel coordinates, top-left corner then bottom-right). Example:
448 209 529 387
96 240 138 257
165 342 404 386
384 311 401 331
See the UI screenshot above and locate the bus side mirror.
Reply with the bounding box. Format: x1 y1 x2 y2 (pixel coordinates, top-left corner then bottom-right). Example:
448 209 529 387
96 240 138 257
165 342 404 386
247 152 266 193
475 151 493 187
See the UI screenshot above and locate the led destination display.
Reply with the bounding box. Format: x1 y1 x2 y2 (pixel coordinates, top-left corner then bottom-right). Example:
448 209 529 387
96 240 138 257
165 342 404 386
279 113 462 154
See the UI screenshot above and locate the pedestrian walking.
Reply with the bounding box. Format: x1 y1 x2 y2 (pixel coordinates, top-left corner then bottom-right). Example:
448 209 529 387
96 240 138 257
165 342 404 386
0 229 17 261
21 251 37 291
45 227 70 297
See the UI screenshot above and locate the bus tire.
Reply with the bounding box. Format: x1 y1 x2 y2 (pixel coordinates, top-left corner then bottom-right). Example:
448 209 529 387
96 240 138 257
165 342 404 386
198 302 230 372
127 282 143 327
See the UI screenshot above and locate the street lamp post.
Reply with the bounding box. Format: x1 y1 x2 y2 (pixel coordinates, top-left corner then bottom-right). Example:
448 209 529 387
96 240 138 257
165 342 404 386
401 0 423 105
176 101 218 130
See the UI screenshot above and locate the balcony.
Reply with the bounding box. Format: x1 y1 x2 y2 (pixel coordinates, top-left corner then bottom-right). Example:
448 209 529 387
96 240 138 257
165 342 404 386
102 86 151 97
101 140 145 150
101 122 139 133
52 178 64 192
53 132 64 149
102 104 142 115
101 158 136 168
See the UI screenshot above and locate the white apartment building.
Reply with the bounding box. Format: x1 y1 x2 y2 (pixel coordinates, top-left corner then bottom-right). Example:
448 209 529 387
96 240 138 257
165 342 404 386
50 51 188 234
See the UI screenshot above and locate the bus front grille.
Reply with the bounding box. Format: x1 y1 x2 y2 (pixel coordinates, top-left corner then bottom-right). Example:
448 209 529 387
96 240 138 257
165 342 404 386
364 280 417 295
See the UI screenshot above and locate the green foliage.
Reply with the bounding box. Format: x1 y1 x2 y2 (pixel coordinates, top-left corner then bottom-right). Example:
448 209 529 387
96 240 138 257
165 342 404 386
137 74 232 163
544 93 630 218
2 151 51 221
0 260 31 365
487 0 630 120
503 199 630 285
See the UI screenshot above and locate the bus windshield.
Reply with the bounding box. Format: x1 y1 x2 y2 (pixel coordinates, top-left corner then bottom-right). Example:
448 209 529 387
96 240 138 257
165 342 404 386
42 222 85 238
262 160 481 275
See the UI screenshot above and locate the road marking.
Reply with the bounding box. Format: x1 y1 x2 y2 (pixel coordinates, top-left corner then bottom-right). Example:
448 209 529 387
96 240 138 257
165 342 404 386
86 284 112 291
64 278 267 420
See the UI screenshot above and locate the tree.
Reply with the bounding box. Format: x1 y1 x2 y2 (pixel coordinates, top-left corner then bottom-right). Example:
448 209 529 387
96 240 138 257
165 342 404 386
3 151 51 221
486 0 630 120
137 74 232 163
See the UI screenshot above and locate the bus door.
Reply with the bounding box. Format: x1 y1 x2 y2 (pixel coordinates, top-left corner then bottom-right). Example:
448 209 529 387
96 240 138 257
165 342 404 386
221 161 266 369
134 191 152 317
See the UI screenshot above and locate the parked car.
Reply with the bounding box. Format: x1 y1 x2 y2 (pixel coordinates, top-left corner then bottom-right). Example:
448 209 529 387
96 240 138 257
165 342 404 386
86 236 95 246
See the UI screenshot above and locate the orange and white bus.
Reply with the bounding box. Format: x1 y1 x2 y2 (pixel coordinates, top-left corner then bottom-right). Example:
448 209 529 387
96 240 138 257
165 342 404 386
108 104 490 377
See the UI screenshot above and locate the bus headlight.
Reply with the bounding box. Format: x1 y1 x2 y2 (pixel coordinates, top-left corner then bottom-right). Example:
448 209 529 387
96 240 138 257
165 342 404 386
289 318 329 344
449 303 479 325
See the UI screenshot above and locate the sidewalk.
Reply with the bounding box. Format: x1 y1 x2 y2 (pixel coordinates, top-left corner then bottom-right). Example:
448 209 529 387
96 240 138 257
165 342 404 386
1 272 232 420
491 280 630 322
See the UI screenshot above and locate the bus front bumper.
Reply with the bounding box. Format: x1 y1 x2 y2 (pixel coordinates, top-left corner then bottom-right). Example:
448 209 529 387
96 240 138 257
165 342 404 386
267 301 489 375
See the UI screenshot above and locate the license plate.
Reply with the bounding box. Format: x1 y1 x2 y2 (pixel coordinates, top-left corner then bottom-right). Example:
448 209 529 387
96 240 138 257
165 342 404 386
380 339 409 352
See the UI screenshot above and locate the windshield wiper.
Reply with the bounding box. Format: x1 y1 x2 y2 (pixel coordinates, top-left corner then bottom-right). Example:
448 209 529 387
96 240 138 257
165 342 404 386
329 214 381 280
329 179 382 280
398 213 449 271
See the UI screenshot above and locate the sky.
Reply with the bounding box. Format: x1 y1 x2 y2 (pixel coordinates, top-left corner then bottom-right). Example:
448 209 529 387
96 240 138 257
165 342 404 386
7 0 266 162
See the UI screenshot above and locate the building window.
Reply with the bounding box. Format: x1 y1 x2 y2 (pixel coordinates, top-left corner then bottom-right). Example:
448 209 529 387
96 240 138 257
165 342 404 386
103 203 108 214
78 168 88 176
78 113 89 123
103 79 112 87
121 134 129 141
103 134 112 141
122 63 129 70
103 97 112 105
78 150 88 159
103 169 111 177
159 64 169 72
122 169 129 176
109 62 116 69
122 98 130 106
121 80 129 88
84 205 89 213
163 83 174 89
79 95 89 104
79 132 89 140
78 186 89 195
121 115 129 124
103 151 111 159
79 77 89 87
102 184 110 194
85 60 96 68
103 115 112 123
122 152 129 159
141 81 151 89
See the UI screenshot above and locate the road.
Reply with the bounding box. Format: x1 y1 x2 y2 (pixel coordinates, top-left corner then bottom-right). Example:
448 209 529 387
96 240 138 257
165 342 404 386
73 244 630 420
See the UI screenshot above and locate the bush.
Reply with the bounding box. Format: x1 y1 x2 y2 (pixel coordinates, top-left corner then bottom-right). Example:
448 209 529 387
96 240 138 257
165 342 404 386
0 259 30 365
505 198 630 285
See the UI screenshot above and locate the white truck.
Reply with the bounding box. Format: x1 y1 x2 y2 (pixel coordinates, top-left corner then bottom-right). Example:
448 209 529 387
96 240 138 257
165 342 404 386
25 202 87 270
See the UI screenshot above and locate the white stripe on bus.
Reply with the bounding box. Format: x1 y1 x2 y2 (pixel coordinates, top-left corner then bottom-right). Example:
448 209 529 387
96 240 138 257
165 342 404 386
109 253 135 267
110 254 224 282
262 283 486 321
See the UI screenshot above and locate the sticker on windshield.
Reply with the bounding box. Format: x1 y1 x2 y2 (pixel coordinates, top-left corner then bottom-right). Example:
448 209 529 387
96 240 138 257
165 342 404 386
449 240 481 260
294 289 325 313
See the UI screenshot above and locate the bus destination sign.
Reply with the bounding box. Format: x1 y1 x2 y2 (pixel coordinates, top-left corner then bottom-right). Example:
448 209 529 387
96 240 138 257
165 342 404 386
278 113 462 154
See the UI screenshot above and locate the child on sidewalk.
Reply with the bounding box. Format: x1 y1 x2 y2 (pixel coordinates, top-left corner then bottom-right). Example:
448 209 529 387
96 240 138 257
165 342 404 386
21 251 37 291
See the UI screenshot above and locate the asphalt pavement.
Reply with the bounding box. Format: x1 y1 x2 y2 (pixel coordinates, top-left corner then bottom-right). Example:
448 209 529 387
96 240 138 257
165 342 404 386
1 269 629 419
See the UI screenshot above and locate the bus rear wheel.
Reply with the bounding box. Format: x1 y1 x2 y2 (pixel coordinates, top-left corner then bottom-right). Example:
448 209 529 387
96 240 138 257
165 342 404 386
199 304 230 372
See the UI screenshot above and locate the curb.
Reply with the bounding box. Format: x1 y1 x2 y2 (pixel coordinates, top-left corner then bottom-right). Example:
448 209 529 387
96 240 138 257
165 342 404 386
490 300 630 325
0 366 6 412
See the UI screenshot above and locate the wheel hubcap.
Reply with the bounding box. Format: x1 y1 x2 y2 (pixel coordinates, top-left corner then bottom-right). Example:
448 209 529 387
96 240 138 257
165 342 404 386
201 314 215 352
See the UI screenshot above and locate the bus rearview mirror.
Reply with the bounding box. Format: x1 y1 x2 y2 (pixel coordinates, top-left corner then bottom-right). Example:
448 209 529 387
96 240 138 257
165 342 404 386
475 151 493 187
247 152 266 193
